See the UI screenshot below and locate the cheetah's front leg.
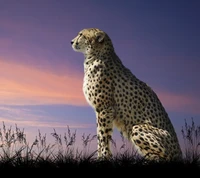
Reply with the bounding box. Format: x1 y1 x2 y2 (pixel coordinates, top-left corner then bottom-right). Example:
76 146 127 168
96 107 114 159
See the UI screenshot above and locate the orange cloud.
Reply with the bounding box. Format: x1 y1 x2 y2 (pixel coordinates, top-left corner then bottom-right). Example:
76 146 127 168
0 59 87 106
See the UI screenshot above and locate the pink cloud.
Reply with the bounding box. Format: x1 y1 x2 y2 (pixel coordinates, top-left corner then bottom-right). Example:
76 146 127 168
0 59 87 106
156 89 200 114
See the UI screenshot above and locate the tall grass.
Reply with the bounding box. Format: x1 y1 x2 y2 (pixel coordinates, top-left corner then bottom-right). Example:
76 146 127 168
0 118 199 168
181 118 200 164
0 122 97 168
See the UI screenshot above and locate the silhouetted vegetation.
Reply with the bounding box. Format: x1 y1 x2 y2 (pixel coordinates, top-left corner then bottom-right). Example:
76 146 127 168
181 118 200 165
0 118 199 169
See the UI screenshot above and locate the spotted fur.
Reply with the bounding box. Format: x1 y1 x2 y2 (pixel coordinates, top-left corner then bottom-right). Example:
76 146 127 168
71 28 182 161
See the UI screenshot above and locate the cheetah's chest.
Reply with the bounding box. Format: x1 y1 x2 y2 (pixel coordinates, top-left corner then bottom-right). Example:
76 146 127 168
83 74 94 107
83 62 103 108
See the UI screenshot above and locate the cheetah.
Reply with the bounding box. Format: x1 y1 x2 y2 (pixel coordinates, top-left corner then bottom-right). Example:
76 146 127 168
71 28 182 161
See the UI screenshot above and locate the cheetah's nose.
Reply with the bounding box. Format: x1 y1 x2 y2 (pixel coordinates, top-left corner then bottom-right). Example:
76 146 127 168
71 41 74 45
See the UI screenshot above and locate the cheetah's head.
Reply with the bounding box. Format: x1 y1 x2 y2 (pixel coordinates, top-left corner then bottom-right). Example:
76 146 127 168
71 28 114 55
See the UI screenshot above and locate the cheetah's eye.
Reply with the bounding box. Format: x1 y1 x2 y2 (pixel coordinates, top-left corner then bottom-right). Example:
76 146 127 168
79 33 82 36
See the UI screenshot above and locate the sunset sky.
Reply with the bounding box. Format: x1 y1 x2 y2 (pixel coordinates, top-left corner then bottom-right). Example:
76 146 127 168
0 0 199 151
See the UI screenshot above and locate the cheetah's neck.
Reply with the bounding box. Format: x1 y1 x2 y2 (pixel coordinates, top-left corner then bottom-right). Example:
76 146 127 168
84 54 96 65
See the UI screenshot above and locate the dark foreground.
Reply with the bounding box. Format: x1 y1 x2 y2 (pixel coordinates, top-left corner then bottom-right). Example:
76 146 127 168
0 156 199 171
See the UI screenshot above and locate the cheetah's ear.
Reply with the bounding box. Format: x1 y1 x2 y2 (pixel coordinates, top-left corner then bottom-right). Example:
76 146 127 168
95 31 105 43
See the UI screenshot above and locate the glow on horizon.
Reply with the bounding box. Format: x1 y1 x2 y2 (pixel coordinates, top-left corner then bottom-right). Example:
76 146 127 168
0 58 199 112
0 59 86 106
